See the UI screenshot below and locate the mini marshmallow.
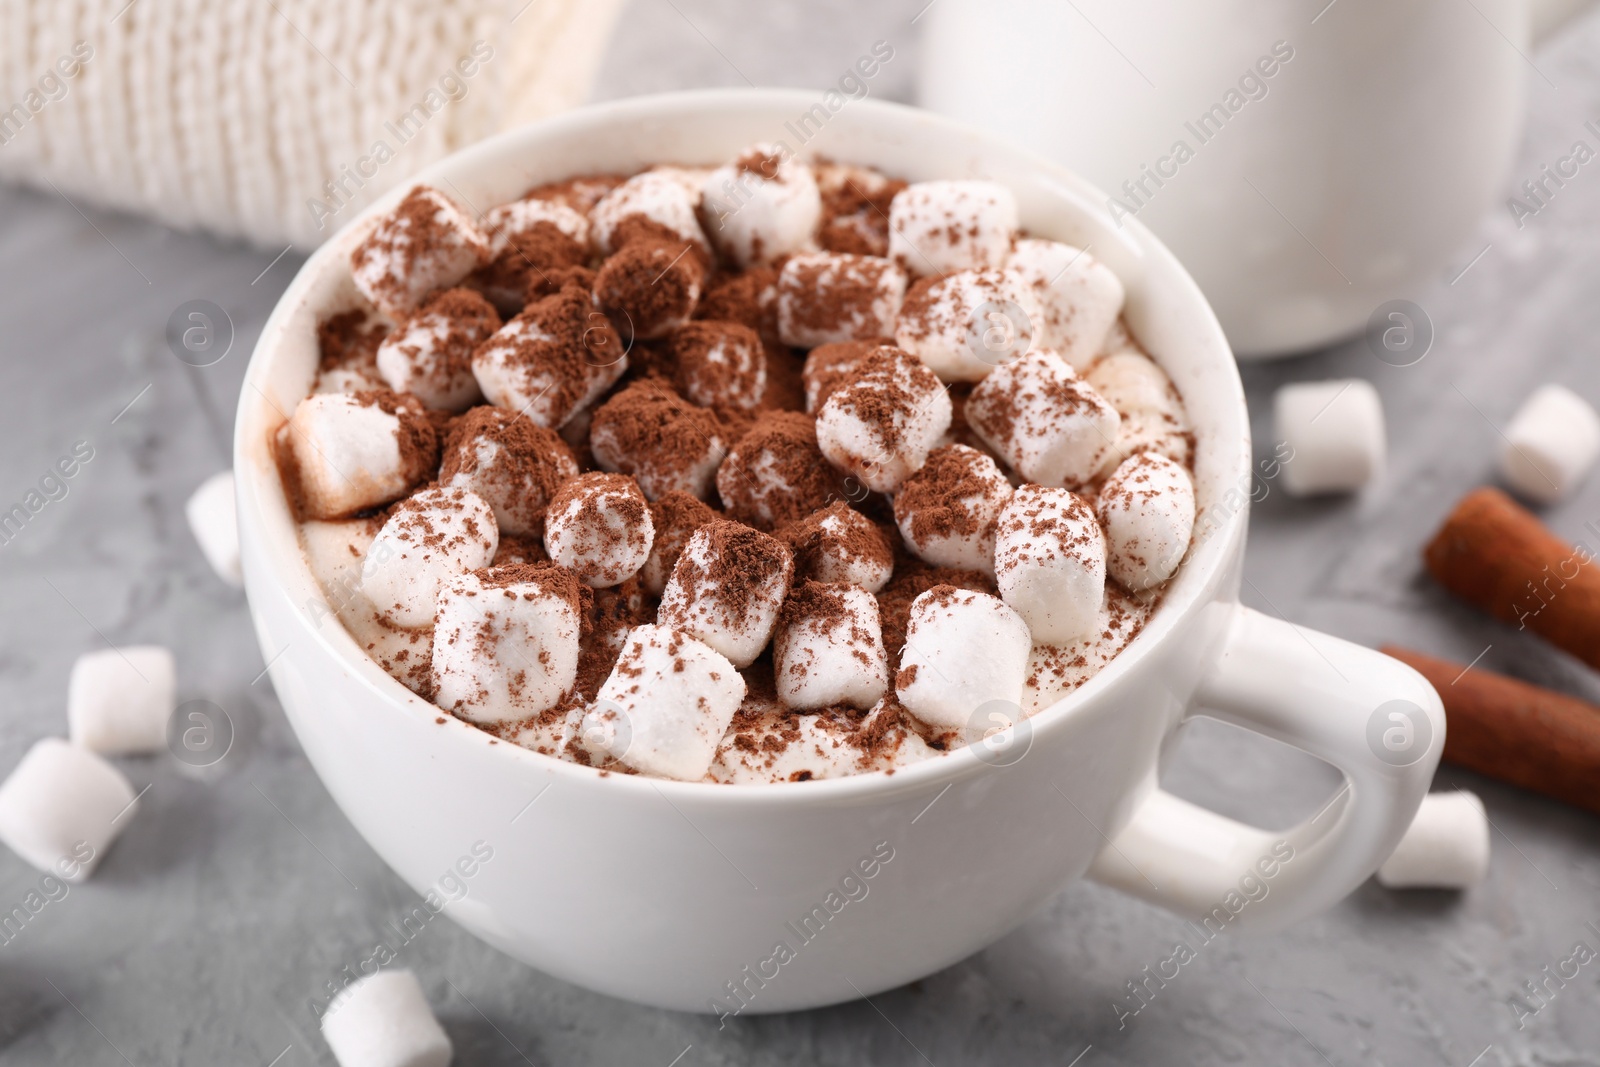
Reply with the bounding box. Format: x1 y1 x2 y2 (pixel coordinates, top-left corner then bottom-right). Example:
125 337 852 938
709 699 936 783
432 565 583 723
802 340 882 413
967 349 1120 488
716 411 841 528
590 169 709 255
668 321 768 409
321 969 452 1067
185 470 241 586
283 391 438 519
439 406 579 538
67 646 176 756
1085 350 1193 473
375 288 500 411
1085 350 1183 418
363 487 499 628
1007 239 1125 370
474 196 592 311
894 586 1032 732
894 444 1013 575
995 485 1106 644
895 269 1040 382
1377 791 1490 890
774 582 889 710
472 281 628 429
590 380 727 501
701 146 822 267
484 194 591 248
1096 452 1196 591
781 501 895 593
815 347 953 493
1274 379 1385 496
888 180 1018 276
641 491 719 595
351 185 490 317
777 253 907 348
659 519 794 667
0 738 138 881
595 241 706 340
592 624 746 781
542 473 654 588
814 163 903 259
1500 384 1600 505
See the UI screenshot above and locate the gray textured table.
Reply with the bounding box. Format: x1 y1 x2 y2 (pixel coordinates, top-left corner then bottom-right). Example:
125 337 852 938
2 2 1599 1064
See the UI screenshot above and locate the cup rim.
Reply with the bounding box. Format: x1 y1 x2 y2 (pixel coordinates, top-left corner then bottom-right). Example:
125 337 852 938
234 87 1250 806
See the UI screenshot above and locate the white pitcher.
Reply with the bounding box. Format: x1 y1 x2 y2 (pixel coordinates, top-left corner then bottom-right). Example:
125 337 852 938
918 0 1592 358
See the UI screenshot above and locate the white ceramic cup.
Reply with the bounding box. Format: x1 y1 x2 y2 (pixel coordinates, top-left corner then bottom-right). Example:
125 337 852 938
918 0 1593 358
234 90 1444 1014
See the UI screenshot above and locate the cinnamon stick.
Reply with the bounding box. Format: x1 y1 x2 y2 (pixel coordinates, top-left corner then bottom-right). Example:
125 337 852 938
1383 645 1600 816
1422 486 1600 671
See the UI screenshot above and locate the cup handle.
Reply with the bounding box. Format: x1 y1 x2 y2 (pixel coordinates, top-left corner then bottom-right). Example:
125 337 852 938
1085 605 1444 928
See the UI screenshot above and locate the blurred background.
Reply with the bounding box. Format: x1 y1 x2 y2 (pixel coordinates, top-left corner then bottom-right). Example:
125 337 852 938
2 0 1599 1063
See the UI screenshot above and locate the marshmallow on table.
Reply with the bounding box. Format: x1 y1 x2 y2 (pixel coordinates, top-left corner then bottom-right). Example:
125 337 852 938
351 185 491 318
967 349 1121 488
0 738 138 881
716 411 841 528
701 146 822 267
439 406 579 538
1085 350 1193 474
595 241 706 340
1376 791 1490 889
472 281 628 429
641 491 719 595
894 269 1040 383
321 969 452 1067
894 444 1014 576
774 581 889 710
1008 239 1125 370
668 321 768 410
995 485 1106 644
777 253 907 348
888 180 1018 277
590 169 710 255
815 346 953 493
362 487 499 628
781 501 895 593
1274 379 1385 496
894 586 1032 732
375 288 500 412
589 380 727 501
68 646 176 756
802 340 882 413
543 473 655 588
432 565 583 724
473 196 592 312
283 391 439 520
185 470 241 586
1096 452 1196 591
592 624 746 781
659 519 794 667
1500 384 1600 505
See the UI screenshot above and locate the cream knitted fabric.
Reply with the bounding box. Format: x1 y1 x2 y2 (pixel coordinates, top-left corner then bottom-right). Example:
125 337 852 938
0 0 623 248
